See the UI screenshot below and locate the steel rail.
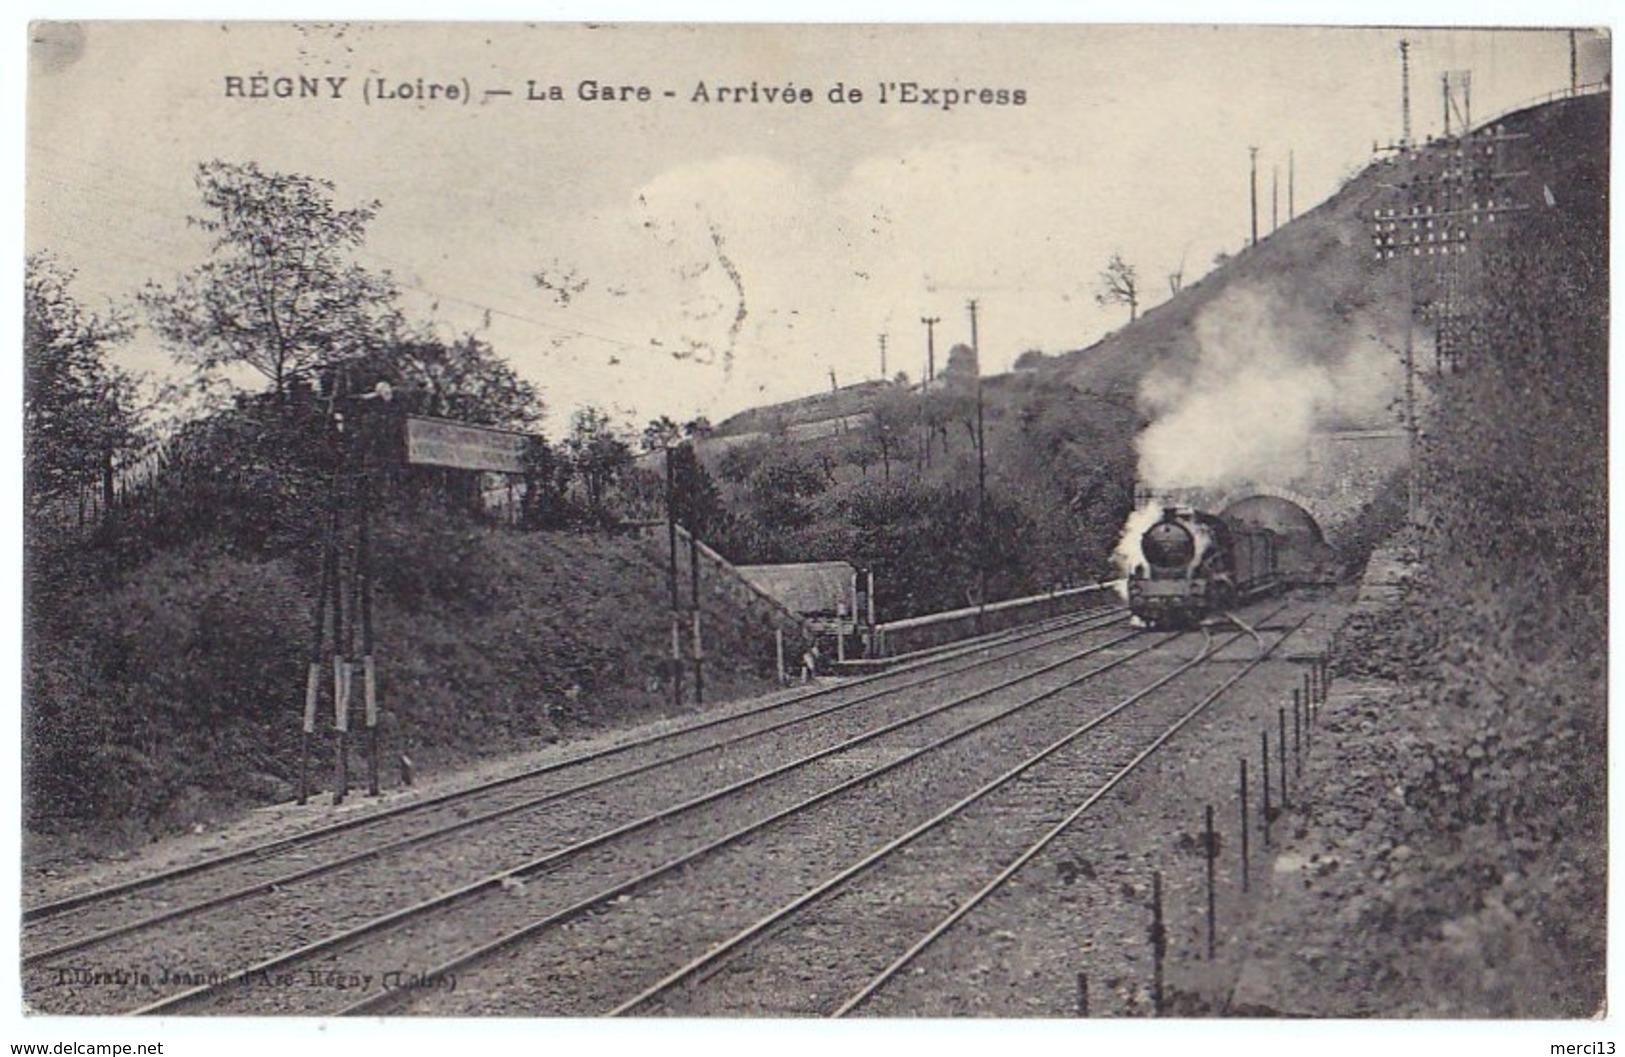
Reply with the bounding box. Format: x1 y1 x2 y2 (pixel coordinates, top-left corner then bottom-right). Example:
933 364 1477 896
26 602 1122 926
600 619 1248 1017
327 625 1181 1018
833 609 1309 1016
27 607 1130 967
129 620 1166 1016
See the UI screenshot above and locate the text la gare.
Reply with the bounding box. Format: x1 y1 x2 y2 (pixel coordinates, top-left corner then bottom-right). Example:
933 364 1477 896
527 80 657 101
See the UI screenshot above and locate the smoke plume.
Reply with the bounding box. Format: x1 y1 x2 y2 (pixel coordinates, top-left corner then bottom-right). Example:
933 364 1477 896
1111 497 1164 595
1137 284 1399 491
1112 283 1402 581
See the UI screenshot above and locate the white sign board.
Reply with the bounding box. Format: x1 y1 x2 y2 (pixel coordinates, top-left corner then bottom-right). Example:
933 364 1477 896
404 416 530 474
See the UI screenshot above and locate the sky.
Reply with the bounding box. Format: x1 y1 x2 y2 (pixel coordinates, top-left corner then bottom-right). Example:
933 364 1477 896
24 20 1610 436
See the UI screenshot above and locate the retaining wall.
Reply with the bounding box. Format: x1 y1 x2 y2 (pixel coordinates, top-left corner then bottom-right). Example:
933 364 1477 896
865 583 1121 660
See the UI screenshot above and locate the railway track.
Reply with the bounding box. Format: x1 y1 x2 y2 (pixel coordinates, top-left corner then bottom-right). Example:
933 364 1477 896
120 616 1180 1015
25 603 1132 1014
29 595 1316 1018
28 603 1120 924
628 606 1306 1017
377 602 1303 1017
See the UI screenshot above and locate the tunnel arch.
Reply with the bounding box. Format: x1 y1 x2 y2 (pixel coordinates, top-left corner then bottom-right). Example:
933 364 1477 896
1218 489 1340 583
1215 487 1328 540
1218 492 1326 543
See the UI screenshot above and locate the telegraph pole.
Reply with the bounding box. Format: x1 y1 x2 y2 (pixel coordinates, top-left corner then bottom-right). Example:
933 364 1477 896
920 315 940 467
665 446 683 709
968 298 987 630
1400 39 1413 147
1403 251 1419 525
1249 146 1259 246
687 446 704 707
1368 118 1529 527
921 316 939 383
878 333 888 380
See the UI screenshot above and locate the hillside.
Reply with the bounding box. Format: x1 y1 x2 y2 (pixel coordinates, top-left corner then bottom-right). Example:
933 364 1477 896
697 92 1607 584
1240 91 1609 1016
712 379 893 437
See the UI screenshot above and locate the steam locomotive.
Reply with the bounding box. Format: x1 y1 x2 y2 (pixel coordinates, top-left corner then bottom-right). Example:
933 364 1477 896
1127 506 1282 628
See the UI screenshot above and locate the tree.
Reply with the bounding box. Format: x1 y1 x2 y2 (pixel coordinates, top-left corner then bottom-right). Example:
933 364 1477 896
846 479 1038 619
1166 248 1189 297
842 432 880 479
378 331 542 430
1094 251 1140 322
563 406 633 517
869 386 919 481
520 436 574 529
941 342 979 384
141 160 397 396
669 443 728 540
24 253 140 514
641 415 683 453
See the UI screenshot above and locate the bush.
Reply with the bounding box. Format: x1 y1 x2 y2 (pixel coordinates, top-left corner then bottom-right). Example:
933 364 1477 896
25 545 309 831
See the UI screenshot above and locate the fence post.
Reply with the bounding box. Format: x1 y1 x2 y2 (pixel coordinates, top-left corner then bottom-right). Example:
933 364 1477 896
1261 730 1272 846
1293 689 1303 777
1239 758 1250 892
1150 870 1166 1016
1205 804 1217 960
1278 707 1289 811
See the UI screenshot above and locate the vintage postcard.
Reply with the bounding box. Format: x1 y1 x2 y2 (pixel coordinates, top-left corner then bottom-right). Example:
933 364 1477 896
18 17 1611 1053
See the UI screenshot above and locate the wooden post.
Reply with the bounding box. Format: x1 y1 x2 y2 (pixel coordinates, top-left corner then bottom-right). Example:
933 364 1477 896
300 539 332 806
689 523 704 707
776 628 786 686
1076 972 1088 1017
1150 870 1166 1016
670 615 684 708
1307 667 1315 750
1239 758 1250 893
359 464 379 798
330 488 347 808
666 450 682 709
865 568 876 657
691 610 704 708
1293 690 1303 776
1278 707 1289 811
1261 730 1272 846
301 420 345 807
1205 804 1217 960
332 656 349 807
